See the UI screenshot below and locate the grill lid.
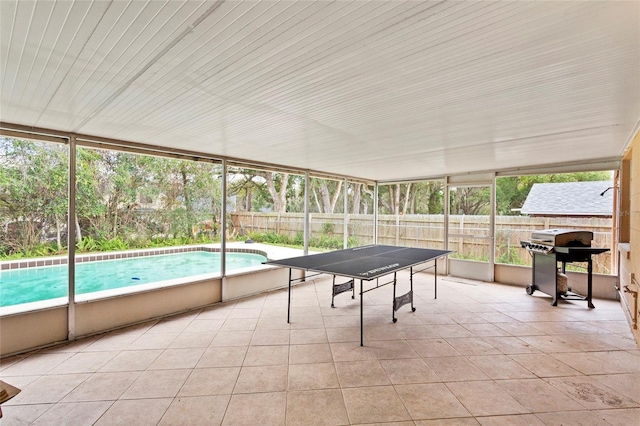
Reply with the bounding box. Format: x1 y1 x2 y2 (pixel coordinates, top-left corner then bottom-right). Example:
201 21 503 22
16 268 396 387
530 229 593 247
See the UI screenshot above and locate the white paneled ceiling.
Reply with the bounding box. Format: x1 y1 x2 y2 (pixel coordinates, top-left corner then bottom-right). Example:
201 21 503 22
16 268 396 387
1 0 639 181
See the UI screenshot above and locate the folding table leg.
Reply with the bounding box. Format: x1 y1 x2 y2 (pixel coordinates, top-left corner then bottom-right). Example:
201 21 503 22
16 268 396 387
287 268 292 323
434 261 438 299
410 267 416 312
392 274 397 323
587 258 595 309
360 279 364 346
331 275 336 308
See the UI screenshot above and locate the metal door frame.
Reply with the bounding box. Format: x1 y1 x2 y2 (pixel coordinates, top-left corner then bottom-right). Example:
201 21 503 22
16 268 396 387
445 174 495 282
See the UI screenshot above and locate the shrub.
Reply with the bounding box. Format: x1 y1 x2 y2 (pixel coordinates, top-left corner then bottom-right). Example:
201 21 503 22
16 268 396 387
320 222 335 234
76 236 98 252
496 245 526 265
98 237 129 252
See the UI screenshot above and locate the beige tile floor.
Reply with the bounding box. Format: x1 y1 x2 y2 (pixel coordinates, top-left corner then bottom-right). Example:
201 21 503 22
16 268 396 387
1 272 639 425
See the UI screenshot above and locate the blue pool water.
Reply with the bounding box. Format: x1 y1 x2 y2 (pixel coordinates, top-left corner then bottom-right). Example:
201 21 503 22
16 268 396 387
0 251 266 308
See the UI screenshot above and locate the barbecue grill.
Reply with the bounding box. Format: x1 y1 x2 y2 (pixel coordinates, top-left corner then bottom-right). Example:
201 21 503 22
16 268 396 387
520 229 609 308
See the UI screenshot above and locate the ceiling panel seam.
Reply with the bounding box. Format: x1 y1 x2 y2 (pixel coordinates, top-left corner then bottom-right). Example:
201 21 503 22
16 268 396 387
129 2 580 130
98 1 284 124
11 1 58 122
0 1 19 89
15 2 82 124
104 1 436 126
33 1 104 127
69 1 183 118
102 1 330 127
4 1 36 111
71 0 226 133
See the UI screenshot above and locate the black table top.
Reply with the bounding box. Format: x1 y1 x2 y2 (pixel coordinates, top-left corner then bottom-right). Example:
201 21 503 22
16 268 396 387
265 245 453 280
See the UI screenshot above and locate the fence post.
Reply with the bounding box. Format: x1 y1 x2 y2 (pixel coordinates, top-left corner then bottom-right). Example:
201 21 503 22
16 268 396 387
459 215 464 255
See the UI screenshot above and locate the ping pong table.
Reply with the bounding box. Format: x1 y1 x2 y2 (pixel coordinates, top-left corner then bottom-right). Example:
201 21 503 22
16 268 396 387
265 244 453 346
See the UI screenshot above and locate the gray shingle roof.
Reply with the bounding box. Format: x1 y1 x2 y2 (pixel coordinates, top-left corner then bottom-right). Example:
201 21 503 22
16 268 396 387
521 181 613 216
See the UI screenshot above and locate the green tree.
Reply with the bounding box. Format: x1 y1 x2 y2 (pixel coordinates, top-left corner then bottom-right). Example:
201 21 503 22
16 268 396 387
449 187 490 215
74 148 222 247
227 168 298 213
0 139 68 255
75 147 108 243
150 157 221 239
378 181 444 214
310 178 343 213
227 168 275 212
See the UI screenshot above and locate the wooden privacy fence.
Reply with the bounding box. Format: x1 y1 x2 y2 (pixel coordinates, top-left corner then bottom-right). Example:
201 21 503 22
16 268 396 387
230 212 613 274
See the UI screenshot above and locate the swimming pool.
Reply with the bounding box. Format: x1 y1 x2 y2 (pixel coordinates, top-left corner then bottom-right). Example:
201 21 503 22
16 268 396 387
0 251 266 308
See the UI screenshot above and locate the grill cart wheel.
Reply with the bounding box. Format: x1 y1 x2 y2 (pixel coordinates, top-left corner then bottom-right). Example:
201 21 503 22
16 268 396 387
526 285 535 295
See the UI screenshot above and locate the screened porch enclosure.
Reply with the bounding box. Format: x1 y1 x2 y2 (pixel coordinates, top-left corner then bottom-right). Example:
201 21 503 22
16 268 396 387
0 0 637 357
